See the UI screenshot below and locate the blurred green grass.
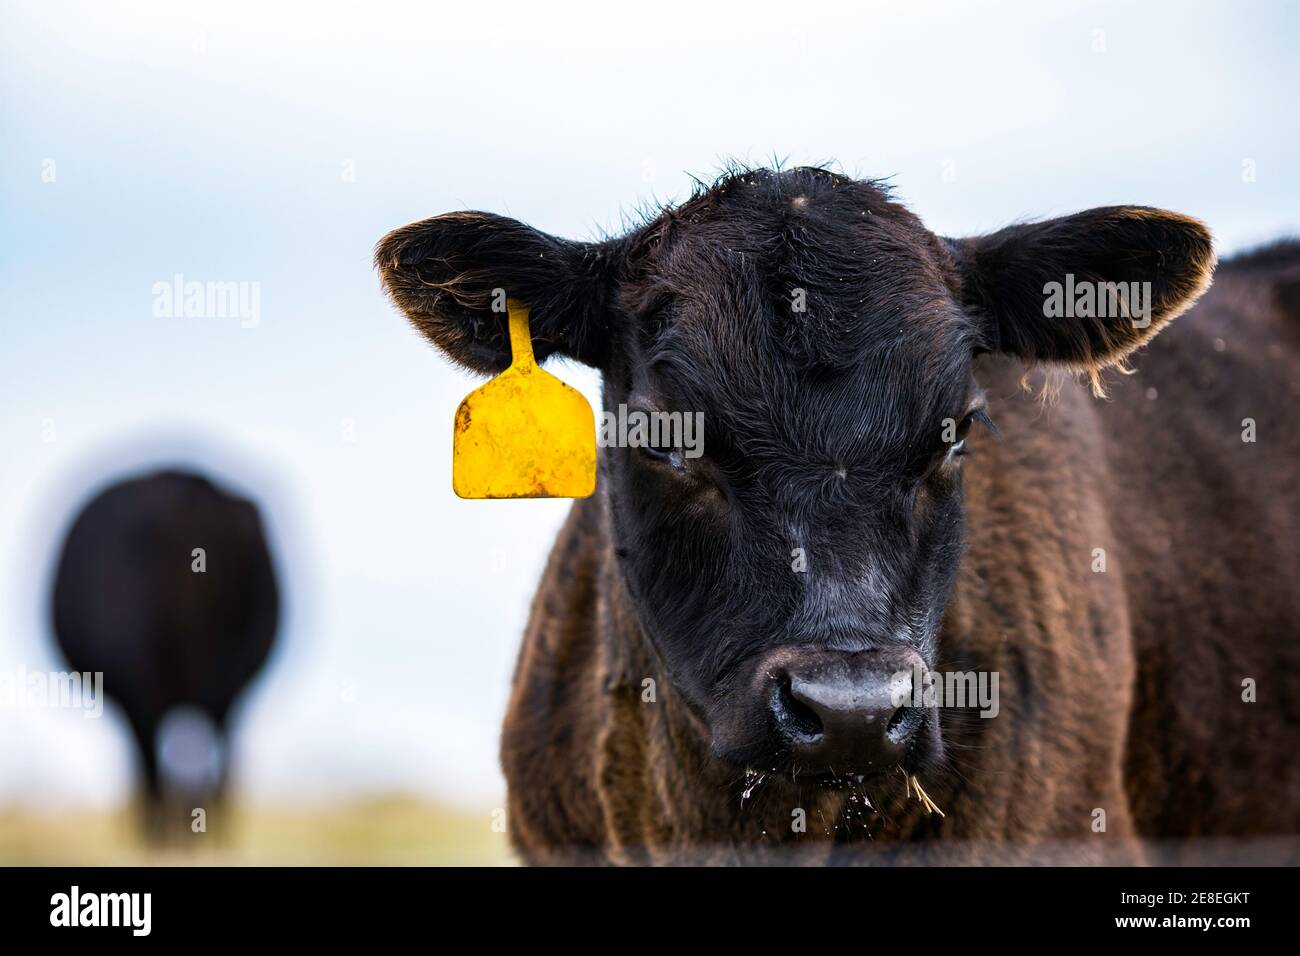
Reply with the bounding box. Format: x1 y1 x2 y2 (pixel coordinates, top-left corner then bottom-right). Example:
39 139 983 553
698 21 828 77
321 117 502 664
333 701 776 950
0 796 516 865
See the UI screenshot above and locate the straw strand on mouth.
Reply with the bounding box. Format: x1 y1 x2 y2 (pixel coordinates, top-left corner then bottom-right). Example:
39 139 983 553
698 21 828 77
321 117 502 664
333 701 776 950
900 768 945 817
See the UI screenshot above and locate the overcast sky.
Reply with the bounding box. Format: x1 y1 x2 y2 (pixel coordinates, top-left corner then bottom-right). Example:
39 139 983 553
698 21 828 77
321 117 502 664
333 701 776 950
1 0 1296 812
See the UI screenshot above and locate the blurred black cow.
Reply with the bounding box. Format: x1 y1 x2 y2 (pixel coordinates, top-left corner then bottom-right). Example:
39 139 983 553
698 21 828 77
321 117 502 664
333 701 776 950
51 469 279 840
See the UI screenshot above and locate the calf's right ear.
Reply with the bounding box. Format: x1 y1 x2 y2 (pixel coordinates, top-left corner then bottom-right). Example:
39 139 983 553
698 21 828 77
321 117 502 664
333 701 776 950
375 212 617 374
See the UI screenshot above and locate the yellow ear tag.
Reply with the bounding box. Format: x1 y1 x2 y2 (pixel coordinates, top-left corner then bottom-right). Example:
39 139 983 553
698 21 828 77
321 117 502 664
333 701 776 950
452 301 596 499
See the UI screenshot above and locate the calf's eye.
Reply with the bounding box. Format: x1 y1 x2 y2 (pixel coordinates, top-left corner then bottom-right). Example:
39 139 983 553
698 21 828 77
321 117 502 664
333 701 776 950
950 414 975 456
944 408 993 462
638 444 688 473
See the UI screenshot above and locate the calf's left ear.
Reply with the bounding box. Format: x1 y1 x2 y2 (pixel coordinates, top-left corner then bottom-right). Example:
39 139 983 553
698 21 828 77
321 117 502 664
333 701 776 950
950 206 1215 375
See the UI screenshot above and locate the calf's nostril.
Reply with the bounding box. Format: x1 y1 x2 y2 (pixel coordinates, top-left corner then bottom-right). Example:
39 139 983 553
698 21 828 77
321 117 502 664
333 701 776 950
771 676 824 741
886 705 923 745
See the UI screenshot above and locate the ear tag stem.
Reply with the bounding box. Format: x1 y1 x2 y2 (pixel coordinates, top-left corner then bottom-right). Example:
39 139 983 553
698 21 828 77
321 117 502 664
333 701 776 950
451 300 596 499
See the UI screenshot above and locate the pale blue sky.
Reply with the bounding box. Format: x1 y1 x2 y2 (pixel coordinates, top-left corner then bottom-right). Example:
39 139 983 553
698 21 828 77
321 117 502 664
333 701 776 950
1 0 1296 811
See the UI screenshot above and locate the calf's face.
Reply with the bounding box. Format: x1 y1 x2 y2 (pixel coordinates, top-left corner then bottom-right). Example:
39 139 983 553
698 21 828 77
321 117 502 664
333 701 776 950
378 168 1213 783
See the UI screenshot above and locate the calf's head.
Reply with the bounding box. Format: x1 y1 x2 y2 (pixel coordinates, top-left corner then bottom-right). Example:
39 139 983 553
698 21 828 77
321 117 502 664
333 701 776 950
377 168 1212 783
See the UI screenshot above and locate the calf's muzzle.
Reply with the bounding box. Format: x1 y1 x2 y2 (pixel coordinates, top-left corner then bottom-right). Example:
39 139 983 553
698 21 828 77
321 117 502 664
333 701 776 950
764 647 926 776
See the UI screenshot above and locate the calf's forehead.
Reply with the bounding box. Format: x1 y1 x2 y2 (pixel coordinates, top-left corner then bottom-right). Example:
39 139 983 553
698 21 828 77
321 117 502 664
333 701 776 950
625 174 962 359
646 322 973 475
611 171 976 460
630 238 972 441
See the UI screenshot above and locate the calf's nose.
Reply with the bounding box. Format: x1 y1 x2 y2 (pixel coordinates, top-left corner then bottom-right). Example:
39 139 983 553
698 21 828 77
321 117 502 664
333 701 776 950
770 649 925 774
